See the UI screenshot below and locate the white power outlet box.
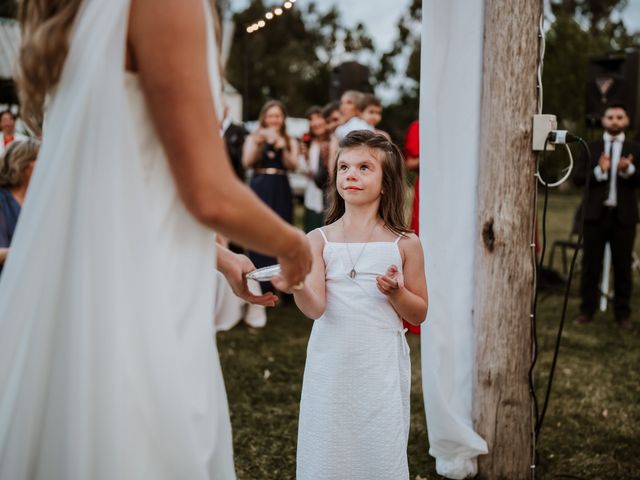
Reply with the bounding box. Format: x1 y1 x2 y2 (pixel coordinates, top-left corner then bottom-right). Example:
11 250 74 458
532 114 557 151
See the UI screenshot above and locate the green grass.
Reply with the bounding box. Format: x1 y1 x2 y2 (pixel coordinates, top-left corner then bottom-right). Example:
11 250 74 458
217 194 640 479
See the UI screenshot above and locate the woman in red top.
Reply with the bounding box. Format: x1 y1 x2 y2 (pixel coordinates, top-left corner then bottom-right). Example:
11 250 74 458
404 120 421 334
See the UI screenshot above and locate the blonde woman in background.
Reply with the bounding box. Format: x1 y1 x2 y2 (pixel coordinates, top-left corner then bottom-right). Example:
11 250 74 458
0 138 39 274
0 1 312 479
242 100 299 294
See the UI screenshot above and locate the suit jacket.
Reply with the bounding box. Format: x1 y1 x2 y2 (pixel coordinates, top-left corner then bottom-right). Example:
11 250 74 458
573 138 640 226
223 123 248 181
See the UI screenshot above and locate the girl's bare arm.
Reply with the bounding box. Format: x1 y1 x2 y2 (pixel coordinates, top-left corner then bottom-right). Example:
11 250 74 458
377 234 428 325
274 230 326 319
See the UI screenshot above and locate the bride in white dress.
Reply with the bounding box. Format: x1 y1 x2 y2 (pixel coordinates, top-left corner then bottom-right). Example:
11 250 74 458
0 1 311 479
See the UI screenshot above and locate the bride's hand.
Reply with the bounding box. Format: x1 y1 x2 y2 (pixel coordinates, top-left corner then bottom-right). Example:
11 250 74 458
223 253 278 307
271 230 312 292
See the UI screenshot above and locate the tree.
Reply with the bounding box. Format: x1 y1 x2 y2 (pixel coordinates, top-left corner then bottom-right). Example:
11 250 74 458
543 0 640 137
224 0 374 120
473 2 541 476
376 0 421 146
0 1 17 19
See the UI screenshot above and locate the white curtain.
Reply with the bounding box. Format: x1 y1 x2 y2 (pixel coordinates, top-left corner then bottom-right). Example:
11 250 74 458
420 1 489 478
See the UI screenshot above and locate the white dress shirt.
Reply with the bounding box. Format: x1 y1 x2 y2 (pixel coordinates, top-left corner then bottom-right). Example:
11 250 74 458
334 116 374 140
593 132 635 207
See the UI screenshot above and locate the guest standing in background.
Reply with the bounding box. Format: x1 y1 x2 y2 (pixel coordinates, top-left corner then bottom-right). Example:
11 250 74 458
322 101 342 134
334 90 373 140
243 100 299 293
361 93 391 140
0 139 40 276
329 91 373 174
403 119 421 335
0 111 28 156
221 105 248 182
404 120 420 234
301 106 330 232
574 104 640 330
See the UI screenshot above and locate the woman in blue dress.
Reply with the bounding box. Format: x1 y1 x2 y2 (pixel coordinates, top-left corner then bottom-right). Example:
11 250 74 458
0 139 39 275
242 100 299 292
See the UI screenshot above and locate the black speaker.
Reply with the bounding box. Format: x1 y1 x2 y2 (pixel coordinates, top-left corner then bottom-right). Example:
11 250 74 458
330 61 372 100
586 49 640 129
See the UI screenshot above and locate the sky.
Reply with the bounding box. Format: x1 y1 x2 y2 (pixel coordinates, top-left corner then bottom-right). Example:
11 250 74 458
617 1 640 31
229 0 640 102
231 0 640 52
229 0 413 53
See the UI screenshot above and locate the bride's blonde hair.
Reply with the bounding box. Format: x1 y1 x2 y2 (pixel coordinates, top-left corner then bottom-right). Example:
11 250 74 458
18 1 224 134
17 0 83 134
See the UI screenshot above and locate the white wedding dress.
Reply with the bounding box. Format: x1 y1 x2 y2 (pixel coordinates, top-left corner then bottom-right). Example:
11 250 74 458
297 229 411 480
0 1 236 478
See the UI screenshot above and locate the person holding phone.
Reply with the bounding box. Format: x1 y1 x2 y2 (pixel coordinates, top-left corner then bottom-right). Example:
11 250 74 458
242 100 300 293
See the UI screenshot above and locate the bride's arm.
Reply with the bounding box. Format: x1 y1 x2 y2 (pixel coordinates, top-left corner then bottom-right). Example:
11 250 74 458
128 0 311 286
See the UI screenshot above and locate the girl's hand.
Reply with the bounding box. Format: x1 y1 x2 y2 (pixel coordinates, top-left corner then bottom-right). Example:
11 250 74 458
376 265 404 296
224 253 278 306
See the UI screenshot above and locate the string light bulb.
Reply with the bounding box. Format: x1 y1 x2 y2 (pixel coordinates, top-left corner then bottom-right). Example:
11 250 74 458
246 1 296 34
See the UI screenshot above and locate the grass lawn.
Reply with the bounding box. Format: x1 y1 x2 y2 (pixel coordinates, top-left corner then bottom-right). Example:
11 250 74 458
217 192 640 479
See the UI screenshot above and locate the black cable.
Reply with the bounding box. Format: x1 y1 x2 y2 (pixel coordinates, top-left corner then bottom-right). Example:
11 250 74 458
535 138 592 437
528 138 551 440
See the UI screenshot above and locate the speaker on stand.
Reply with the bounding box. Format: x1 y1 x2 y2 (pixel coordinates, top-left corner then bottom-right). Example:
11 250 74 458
586 49 640 135
330 61 372 101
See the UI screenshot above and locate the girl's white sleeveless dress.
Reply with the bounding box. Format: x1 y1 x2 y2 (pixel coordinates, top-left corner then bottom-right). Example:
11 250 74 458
296 229 411 480
0 1 236 479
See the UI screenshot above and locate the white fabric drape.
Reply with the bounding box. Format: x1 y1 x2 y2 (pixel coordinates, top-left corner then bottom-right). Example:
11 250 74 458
420 1 489 478
0 1 235 478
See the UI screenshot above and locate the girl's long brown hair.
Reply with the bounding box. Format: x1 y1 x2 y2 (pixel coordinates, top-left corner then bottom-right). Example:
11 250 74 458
325 130 412 236
17 0 83 134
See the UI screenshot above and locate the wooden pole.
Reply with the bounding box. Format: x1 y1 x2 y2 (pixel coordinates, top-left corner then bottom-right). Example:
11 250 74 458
473 0 541 478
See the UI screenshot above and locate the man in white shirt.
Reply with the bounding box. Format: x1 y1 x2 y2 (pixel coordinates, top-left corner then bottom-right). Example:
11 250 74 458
329 90 374 174
574 104 640 330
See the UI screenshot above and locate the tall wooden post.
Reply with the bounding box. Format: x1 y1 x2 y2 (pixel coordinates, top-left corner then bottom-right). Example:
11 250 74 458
473 0 541 478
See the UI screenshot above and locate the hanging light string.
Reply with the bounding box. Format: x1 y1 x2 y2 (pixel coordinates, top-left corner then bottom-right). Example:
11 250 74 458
246 0 297 34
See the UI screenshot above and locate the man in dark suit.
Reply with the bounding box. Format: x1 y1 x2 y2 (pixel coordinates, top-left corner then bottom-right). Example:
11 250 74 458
574 104 640 329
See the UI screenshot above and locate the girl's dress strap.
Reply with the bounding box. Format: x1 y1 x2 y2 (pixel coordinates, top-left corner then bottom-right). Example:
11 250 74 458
317 228 329 244
395 234 403 244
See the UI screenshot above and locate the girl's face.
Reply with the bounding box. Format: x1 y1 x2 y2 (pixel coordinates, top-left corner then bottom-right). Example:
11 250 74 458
263 106 285 130
336 146 383 206
309 113 327 138
339 95 359 120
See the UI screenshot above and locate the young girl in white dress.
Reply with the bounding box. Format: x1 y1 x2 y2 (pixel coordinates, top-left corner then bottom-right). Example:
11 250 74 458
277 130 429 479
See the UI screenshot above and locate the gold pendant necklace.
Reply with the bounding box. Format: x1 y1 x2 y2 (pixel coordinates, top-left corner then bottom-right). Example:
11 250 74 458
342 218 377 279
